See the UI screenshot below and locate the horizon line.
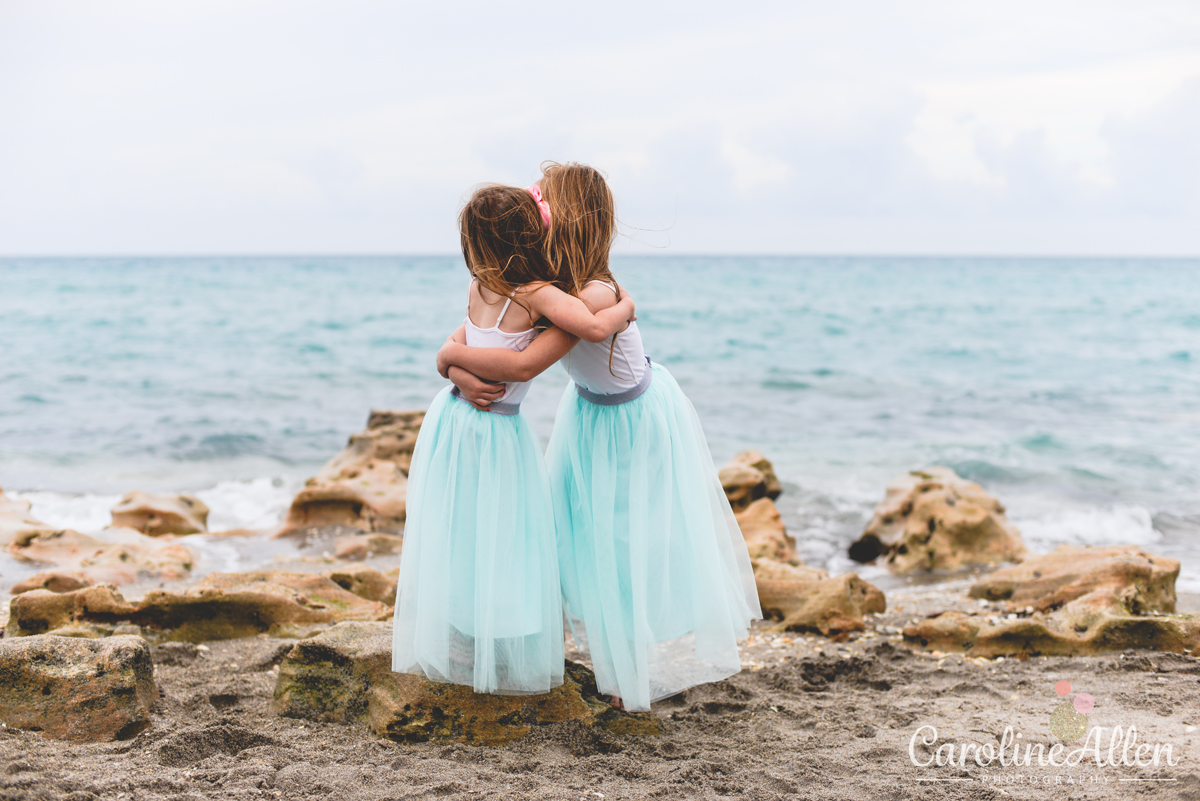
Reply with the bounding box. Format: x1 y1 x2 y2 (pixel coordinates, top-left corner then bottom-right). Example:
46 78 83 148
2 252 1199 261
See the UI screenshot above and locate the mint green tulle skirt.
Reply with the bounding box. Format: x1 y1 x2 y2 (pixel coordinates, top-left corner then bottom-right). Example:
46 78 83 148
547 363 761 711
391 387 564 694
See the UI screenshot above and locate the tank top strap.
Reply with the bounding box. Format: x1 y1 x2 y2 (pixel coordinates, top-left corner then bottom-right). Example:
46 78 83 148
497 294 514 323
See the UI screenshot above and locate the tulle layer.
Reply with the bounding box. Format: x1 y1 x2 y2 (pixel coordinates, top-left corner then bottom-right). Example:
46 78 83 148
392 387 564 695
547 363 761 711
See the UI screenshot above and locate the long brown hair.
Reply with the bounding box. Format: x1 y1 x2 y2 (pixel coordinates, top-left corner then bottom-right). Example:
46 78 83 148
458 184 552 320
539 162 617 296
539 161 625 374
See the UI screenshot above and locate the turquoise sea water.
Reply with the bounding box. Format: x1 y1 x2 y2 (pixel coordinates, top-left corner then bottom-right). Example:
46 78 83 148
2 257 1198 587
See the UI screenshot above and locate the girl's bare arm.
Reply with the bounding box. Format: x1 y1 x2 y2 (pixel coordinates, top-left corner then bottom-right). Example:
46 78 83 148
440 326 579 385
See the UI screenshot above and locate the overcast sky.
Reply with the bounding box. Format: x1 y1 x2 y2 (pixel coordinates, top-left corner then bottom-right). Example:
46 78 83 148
2 1 1198 256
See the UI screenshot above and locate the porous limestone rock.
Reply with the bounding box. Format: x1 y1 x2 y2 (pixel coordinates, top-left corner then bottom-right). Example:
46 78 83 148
849 468 1027 573
905 546 1199 657
756 573 886 637
0 634 156 742
8 526 194 585
277 410 424 537
110 491 209 536
333 532 404 561
11 571 94 595
7 571 390 642
719 451 782 513
751 558 828 584
323 565 398 606
969 544 1177 613
735 498 798 563
273 621 661 745
0 487 56 547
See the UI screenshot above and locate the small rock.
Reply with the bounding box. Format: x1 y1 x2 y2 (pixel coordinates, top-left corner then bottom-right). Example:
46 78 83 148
11 571 94 595
333 532 404 562
111 491 209 536
719 451 782 513
849 467 1027 573
0 634 156 742
273 621 660 745
735 498 797 563
756 573 886 636
277 411 423 537
324 565 398 605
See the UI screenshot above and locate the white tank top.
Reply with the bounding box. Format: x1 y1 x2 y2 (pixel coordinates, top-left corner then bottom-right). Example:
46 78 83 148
559 281 647 395
464 287 537 405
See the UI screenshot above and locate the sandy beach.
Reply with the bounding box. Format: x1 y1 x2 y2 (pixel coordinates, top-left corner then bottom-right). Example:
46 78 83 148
4 584 1199 800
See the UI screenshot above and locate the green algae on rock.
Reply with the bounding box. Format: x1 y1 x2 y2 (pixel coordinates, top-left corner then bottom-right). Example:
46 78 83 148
273 621 662 746
905 545 1200 657
0 634 156 742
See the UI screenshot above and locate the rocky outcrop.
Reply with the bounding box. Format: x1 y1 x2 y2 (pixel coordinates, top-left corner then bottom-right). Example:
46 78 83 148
0 635 156 742
277 410 424 537
11 571 94 595
7 571 390 642
757 573 886 637
273 621 660 745
750 558 828 584
0 487 56 547
110 491 209 536
720 451 782 513
8 526 194 586
849 468 1027 573
333 532 404 561
323 565 398 606
968 544 1177 613
720 453 885 638
736 499 798 563
904 545 1199 657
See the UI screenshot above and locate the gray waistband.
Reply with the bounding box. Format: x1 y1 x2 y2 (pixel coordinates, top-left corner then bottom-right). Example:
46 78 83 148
575 357 653 406
450 386 521 416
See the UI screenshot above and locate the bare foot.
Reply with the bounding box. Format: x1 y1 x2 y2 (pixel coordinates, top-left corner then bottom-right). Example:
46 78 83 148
609 695 625 711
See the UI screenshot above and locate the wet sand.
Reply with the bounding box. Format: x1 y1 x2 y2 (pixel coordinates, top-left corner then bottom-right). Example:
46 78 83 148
3 586 1199 800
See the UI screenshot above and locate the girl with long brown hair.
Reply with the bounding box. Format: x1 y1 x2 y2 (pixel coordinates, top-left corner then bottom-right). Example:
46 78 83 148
391 183 635 695
437 163 760 711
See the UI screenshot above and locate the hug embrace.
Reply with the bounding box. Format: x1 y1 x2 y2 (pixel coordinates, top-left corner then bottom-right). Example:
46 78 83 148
391 162 761 712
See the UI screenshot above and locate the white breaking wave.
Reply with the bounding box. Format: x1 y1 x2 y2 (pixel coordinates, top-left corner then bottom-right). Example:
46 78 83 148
1013 504 1161 551
11 476 300 536
194 476 299 532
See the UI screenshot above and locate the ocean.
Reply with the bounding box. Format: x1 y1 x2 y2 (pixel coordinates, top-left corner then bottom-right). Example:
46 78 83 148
3 256 1198 590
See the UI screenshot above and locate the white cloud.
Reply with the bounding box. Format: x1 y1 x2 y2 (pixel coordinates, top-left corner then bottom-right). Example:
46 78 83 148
0 0 1198 255
908 50 1200 188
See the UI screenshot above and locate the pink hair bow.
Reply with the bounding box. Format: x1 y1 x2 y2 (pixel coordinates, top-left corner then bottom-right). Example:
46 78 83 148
527 184 551 229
